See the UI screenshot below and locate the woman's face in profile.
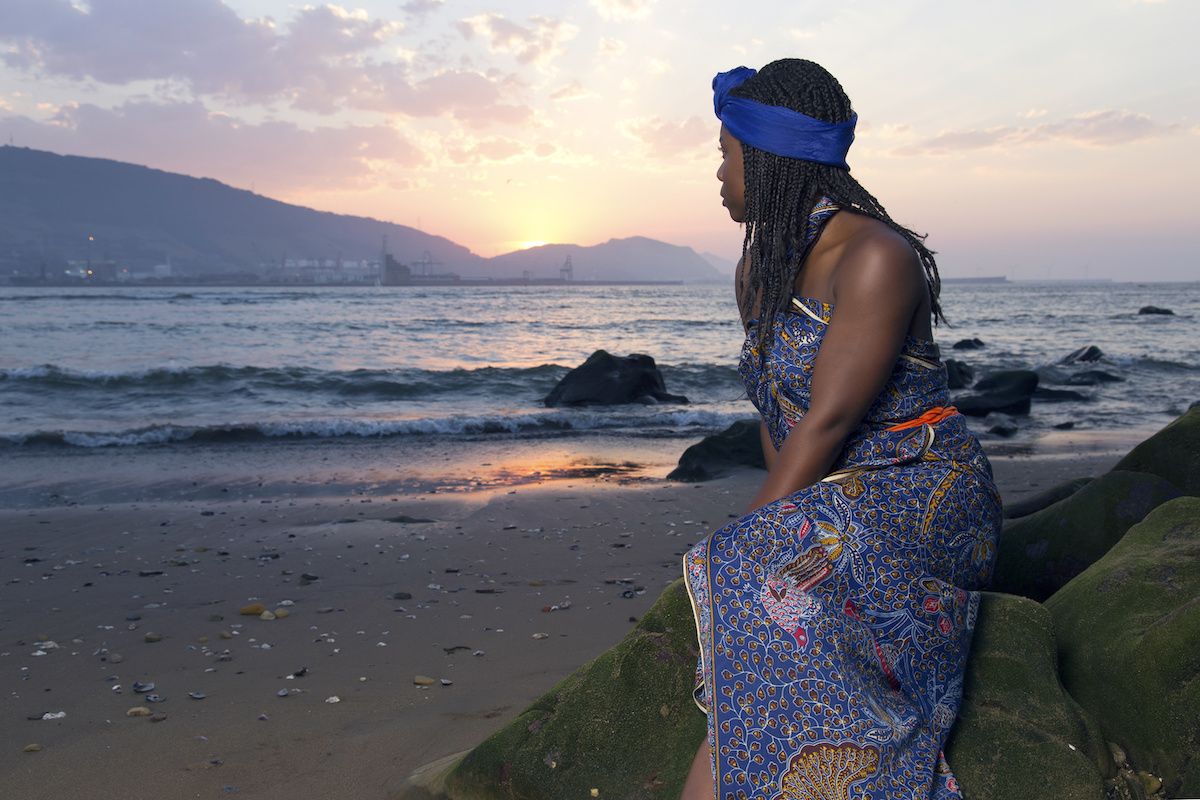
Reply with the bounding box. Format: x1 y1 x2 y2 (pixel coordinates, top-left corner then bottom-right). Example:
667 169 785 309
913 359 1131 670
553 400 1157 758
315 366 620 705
717 125 746 223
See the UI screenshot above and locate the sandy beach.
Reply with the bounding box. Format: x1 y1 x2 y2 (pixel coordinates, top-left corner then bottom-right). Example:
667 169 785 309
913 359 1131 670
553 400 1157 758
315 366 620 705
0 427 1148 800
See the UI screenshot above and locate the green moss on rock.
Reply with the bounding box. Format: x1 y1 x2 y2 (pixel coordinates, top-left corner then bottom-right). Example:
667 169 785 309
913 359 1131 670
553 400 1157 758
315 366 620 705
1112 408 1200 496
442 579 705 799
946 593 1109 800
1046 497 1200 797
992 470 1181 601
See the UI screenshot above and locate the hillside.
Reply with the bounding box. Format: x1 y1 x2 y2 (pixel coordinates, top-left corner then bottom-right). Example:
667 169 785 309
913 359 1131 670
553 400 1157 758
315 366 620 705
0 145 482 275
487 237 725 283
0 145 724 283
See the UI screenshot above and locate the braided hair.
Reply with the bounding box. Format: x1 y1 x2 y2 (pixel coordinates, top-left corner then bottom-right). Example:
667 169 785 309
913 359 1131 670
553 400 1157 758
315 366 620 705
733 59 944 359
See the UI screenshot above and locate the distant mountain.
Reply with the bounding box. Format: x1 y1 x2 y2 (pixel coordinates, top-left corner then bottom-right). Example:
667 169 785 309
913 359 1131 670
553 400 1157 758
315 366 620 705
488 237 725 283
0 145 482 275
701 250 736 277
0 145 722 283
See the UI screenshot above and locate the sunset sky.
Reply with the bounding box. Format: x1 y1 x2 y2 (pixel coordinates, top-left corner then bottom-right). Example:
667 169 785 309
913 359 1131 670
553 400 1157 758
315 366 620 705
1 0 1197 279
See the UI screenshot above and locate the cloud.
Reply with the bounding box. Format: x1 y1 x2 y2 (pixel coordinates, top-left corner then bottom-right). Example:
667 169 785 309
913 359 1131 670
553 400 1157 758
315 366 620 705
401 0 443 19
549 80 591 102
624 115 711 159
0 1 396 97
0 100 422 193
896 110 1182 155
0 0 532 123
455 13 578 68
444 136 524 164
597 37 626 57
589 0 656 21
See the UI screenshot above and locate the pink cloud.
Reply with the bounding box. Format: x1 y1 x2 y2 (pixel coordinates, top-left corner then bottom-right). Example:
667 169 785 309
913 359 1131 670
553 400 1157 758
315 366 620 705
455 13 577 67
0 0 531 124
897 110 1181 155
625 115 711 158
1 99 422 193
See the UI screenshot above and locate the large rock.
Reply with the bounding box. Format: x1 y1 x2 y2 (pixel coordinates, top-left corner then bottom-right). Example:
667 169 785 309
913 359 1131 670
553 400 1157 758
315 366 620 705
544 350 688 407
1003 476 1093 520
956 369 1039 417
667 419 765 482
1060 345 1105 364
1112 408 1200 495
1046 497 1200 797
945 359 975 390
992 470 1181 601
439 580 704 799
945 593 1109 800
1138 305 1174 315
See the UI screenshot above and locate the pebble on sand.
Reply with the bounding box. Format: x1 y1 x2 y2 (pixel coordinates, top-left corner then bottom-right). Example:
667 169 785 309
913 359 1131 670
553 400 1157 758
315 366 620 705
259 610 277 621
273 608 290 618
143 632 163 643
126 706 152 717
240 603 266 616
23 744 43 753
413 675 436 686
324 696 341 704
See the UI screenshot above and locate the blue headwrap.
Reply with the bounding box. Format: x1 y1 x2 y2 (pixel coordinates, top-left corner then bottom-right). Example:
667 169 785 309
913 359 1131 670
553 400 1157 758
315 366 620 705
713 66 856 170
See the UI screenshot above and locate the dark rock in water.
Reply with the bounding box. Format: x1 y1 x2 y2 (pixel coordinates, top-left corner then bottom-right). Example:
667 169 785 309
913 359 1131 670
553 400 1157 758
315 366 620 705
1052 421 1075 430
945 593 1109 800
667 419 765 482
1060 345 1104 364
1033 387 1089 403
1064 369 1123 386
985 413 1019 437
945 359 975 390
1137 305 1174 315
544 350 688 407
992 470 1181 601
1112 407 1200 495
952 337 985 350
956 370 1038 417
1004 476 1092 519
439 579 704 799
1046 497 1200 796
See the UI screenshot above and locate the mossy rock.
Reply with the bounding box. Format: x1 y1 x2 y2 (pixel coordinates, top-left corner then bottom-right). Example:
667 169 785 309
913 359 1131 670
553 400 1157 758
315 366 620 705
441 579 704 799
1003 476 1093 520
1046 497 1200 797
945 593 1109 800
992 471 1181 601
1112 408 1200 495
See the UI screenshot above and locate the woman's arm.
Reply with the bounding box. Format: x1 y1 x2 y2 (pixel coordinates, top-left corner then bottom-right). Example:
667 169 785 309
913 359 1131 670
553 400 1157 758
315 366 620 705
746 238 923 512
759 420 777 471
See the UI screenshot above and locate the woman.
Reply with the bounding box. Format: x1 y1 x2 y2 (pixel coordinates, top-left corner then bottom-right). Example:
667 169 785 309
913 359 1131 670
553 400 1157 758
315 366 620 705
681 60 1001 800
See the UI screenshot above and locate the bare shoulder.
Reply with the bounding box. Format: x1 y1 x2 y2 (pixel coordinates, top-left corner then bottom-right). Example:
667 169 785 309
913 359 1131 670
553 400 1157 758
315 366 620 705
831 215 924 306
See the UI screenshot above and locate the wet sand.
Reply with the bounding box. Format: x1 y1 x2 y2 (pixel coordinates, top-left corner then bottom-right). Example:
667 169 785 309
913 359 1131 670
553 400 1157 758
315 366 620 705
0 433 1137 799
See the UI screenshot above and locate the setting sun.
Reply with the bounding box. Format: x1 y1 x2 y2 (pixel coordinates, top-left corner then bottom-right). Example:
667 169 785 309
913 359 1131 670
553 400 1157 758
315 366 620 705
518 240 548 250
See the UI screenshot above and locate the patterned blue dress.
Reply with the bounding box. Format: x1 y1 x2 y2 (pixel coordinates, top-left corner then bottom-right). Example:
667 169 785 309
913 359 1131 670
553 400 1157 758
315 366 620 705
684 203 1001 799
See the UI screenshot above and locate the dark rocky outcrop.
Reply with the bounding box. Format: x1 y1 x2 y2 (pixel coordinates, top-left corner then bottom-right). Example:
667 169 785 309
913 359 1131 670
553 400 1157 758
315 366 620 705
1111 407 1200 495
956 369 1039 417
944 593 1110 800
992 471 1182 601
543 350 688 407
1060 345 1105 364
1137 305 1174 315
1003 476 1093 519
945 358 975 390
986 414 1019 437
667 419 765 482
952 337 986 350
1046 497 1200 797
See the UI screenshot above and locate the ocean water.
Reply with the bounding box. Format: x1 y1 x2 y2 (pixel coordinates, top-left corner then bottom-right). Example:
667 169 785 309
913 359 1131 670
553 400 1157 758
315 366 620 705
0 282 1196 450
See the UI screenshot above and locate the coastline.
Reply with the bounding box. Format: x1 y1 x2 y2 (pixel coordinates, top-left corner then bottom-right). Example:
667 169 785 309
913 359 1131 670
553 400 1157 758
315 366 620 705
0 431 1141 799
